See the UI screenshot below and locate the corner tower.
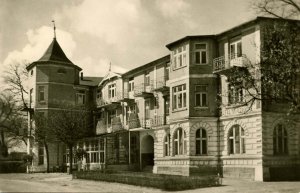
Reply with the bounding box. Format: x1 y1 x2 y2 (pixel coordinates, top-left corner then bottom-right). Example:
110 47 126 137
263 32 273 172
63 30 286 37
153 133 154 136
26 28 82 171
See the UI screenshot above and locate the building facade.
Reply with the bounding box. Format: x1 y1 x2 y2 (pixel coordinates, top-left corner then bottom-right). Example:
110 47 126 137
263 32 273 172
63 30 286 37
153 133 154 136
26 17 300 181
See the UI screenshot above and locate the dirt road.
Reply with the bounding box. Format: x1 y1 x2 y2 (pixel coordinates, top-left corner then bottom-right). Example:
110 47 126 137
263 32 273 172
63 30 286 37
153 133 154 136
0 173 299 193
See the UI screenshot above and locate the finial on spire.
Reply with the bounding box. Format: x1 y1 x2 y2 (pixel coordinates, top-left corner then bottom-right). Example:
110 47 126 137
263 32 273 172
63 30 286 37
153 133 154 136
109 62 112 71
52 20 56 39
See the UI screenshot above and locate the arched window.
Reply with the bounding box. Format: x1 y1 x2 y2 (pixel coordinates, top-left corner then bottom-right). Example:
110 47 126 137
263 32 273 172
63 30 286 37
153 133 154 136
196 128 207 155
164 133 170 156
228 125 245 154
173 128 187 155
273 124 288 155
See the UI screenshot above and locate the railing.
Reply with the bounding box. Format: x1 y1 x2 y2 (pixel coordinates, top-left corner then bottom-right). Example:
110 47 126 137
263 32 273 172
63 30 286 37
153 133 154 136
213 53 248 72
95 116 123 134
153 76 169 90
111 116 123 132
96 93 123 107
134 83 153 96
127 114 170 129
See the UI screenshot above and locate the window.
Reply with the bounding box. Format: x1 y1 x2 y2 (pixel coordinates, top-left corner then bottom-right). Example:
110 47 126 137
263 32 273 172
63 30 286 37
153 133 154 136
76 91 85 105
165 64 170 81
145 99 150 119
195 43 207 64
30 89 33 107
89 140 99 163
38 143 44 165
173 128 187 155
230 40 242 59
172 84 187 110
128 77 134 92
108 84 116 98
273 124 288 155
228 125 245 154
196 128 207 155
99 138 105 163
173 45 187 69
31 70 33 76
165 96 170 115
164 133 170 156
108 110 116 126
228 84 243 105
96 88 101 99
38 86 45 102
145 72 150 86
195 85 208 107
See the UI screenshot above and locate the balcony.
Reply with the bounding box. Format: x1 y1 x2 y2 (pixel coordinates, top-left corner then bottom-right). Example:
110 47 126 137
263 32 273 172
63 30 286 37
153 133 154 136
116 91 135 103
152 76 169 94
111 116 123 132
95 116 124 135
127 114 170 129
134 83 153 98
213 53 249 75
96 96 121 109
151 115 170 127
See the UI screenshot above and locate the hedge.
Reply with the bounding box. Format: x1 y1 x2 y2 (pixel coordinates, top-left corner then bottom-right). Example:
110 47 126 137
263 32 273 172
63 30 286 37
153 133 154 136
0 161 26 173
73 170 220 191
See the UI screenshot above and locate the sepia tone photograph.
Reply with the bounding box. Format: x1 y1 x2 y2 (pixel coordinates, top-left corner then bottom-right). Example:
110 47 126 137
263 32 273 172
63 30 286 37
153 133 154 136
0 0 300 192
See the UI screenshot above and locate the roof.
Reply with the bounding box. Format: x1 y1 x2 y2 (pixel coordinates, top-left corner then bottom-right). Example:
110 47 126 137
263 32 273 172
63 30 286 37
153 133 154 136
26 38 82 71
123 55 170 77
80 76 103 87
166 17 300 49
98 71 122 87
166 35 215 49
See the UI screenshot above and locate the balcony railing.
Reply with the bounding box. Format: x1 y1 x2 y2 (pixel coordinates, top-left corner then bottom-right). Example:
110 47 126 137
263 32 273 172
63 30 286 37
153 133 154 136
111 116 123 132
213 53 248 74
116 90 135 103
127 114 170 129
95 116 124 134
134 83 153 97
152 76 169 92
96 95 122 108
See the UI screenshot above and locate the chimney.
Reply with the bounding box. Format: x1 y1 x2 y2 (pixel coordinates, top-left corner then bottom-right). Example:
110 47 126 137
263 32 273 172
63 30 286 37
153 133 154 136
81 72 83 80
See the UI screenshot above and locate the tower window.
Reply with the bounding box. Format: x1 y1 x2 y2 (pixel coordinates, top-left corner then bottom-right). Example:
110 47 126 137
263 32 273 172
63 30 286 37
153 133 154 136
38 86 45 102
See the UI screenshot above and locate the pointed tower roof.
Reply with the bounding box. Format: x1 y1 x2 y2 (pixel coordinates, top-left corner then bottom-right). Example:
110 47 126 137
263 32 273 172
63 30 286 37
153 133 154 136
38 38 72 63
26 38 82 71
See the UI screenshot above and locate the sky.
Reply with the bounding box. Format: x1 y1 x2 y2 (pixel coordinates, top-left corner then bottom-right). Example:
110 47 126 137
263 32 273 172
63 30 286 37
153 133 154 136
0 0 257 82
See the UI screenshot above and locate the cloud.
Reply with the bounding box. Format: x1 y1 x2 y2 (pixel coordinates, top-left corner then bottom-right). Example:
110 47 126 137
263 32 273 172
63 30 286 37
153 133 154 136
2 26 76 67
76 57 128 77
56 0 143 45
155 0 190 18
0 26 76 88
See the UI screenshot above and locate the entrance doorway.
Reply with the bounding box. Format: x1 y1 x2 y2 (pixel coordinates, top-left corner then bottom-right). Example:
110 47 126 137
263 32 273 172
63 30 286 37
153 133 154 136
141 135 154 169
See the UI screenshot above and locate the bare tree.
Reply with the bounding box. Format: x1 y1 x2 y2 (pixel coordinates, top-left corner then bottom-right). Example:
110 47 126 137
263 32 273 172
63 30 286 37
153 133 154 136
0 93 27 157
4 62 29 108
47 105 91 174
33 112 55 173
254 0 300 19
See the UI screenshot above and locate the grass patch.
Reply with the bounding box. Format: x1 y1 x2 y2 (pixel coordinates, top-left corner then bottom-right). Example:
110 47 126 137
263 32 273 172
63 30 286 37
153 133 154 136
73 170 220 191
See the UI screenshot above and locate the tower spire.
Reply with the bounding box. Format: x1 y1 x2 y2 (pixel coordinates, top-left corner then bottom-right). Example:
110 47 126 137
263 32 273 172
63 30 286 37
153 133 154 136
52 20 56 39
109 62 111 72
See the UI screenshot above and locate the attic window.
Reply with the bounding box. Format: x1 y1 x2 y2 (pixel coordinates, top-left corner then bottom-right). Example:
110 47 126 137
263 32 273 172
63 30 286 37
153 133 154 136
57 68 67 74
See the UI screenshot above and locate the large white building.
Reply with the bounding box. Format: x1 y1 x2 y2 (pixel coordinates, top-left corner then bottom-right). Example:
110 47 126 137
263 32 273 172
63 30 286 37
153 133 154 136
26 17 300 181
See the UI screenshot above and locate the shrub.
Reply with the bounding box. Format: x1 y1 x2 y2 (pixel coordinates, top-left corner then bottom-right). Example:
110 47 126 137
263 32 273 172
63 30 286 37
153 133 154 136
73 171 220 191
0 161 26 173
